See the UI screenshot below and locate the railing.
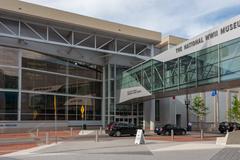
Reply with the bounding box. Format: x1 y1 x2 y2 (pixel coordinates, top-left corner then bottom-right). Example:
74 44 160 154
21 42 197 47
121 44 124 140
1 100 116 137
0 16 152 59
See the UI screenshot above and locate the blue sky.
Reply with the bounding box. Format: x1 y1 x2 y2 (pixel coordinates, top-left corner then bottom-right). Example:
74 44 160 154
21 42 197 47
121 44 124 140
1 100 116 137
22 0 240 39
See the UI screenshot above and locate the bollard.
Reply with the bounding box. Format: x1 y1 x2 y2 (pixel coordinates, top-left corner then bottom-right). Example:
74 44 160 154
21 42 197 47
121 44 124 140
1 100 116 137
171 129 174 141
200 129 204 140
100 127 102 135
227 129 229 135
36 128 39 137
55 135 58 144
70 127 73 136
96 130 99 142
45 132 49 144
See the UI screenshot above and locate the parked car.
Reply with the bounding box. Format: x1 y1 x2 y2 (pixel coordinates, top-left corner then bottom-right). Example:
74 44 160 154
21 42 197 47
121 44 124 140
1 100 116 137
105 122 144 137
156 124 186 135
154 125 162 133
218 122 240 134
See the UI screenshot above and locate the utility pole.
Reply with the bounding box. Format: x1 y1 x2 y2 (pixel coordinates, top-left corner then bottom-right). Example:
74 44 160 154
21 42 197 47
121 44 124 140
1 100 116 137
185 94 190 130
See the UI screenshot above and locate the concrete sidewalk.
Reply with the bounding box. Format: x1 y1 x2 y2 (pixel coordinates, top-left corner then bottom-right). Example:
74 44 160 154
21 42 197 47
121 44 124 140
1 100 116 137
1 137 239 160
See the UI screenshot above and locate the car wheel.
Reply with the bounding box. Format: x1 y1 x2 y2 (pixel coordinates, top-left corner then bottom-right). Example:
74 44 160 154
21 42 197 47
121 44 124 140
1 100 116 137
182 131 186 135
220 131 224 134
115 131 121 137
165 131 170 135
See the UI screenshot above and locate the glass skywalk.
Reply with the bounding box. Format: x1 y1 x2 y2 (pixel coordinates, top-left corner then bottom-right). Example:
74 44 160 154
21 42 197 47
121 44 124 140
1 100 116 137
118 35 240 102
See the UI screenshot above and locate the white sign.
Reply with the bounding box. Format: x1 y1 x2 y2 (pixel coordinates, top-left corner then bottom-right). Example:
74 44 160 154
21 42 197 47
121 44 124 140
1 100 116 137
135 129 145 144
154 15 240 62
118 86 151 103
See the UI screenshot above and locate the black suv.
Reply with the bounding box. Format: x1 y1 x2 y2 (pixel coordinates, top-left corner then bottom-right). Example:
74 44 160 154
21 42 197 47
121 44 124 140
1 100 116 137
105 122 143 137
218 122 240 133
156 124 186 135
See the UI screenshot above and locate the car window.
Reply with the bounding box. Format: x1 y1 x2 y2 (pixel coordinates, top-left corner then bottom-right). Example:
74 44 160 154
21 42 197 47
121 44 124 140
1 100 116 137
128 124 135 127
123 123 128 127
116 123 123 127
165 124 173 129
117 123 128 127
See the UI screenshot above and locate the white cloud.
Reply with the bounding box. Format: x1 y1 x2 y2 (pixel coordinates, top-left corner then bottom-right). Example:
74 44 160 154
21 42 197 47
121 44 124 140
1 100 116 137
21 0 240 38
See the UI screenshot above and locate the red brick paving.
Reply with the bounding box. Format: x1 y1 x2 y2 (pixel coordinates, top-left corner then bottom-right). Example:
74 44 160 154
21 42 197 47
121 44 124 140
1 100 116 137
0 133 32 139
0 130 81 138
36 130 80 138
0 129 81 155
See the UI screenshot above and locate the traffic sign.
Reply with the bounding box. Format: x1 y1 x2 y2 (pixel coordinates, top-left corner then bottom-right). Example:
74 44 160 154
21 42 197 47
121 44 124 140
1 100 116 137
81 105 85 114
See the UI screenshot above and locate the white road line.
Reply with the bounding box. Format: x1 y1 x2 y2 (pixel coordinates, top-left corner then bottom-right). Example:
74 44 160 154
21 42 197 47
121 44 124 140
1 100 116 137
0 142 62 157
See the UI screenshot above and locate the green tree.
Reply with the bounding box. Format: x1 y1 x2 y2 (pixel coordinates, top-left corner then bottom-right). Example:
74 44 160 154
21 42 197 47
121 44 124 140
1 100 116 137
228 96 240 123
191 96 208 130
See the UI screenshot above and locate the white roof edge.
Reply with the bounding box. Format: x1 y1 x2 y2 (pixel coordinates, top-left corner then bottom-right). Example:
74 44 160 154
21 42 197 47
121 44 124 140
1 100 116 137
153 15 240 62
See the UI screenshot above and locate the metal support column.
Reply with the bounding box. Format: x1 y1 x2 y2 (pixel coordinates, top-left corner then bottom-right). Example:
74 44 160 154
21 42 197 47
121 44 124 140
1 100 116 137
107 64 111 124
102 66 106 127
17 49 22 121
150 44 154 57
217 44 221 83
65 62 69 120
114 64 117 121
226 90 231 121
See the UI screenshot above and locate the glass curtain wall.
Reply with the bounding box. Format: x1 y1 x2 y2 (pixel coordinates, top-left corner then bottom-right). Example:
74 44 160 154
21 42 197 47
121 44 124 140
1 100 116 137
0 46 103 121
0 47 19 120
220 37 240 81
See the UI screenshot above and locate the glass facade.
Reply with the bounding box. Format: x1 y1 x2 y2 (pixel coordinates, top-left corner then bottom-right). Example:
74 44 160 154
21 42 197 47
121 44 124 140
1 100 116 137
103 64 144 127
0 92 18 120
119 37 240 95
0 46 102 121
220 38 240 81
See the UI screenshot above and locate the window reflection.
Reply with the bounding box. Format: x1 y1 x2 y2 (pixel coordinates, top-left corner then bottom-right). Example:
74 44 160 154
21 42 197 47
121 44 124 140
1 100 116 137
21 93 66 120
21 93 101 121
22 51 67 74
0 46 103 121
22 70 66 94
68 77 102 97
68 62 102 80
0 92 18 120
0 46 18 66
22 50 102 80
179 53 196 88
164 59 179 88
0 67 18 89
197 46 218 85
67 97 101 121
220 38 240 81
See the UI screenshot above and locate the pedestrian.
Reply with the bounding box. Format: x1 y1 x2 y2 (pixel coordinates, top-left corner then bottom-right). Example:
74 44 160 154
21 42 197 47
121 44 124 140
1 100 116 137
188 122 192 131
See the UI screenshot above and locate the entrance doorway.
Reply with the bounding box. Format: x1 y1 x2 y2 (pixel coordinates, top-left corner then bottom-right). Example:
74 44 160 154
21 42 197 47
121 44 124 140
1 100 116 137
176 114 181 127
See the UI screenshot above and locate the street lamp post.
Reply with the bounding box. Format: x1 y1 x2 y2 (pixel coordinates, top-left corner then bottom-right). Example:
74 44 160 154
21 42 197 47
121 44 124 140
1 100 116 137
185 94 190 131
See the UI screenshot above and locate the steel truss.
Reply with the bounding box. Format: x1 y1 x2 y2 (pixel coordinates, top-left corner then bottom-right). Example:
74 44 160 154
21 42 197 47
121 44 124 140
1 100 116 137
0 16 152 58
